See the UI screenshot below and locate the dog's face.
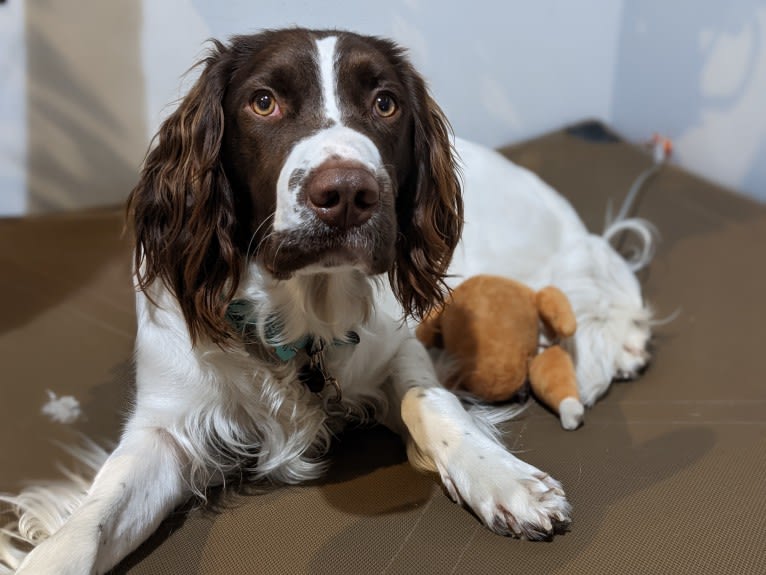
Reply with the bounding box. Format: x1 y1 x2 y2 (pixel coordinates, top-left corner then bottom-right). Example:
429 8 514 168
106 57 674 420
128 29 463 343
220 31 418 278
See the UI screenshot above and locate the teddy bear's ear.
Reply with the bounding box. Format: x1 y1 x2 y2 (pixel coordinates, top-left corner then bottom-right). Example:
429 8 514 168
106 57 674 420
536 286 577 339
415 309 444 348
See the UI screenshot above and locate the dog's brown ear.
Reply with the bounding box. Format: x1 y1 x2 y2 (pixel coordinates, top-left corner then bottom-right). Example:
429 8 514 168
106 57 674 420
391 66 463 321
127 41 240 345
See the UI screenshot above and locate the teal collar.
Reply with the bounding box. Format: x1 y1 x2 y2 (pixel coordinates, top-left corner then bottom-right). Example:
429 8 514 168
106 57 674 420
226 299 360 361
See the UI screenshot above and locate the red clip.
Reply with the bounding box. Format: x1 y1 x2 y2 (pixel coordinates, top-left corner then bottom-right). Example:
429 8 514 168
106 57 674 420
650 133 673 163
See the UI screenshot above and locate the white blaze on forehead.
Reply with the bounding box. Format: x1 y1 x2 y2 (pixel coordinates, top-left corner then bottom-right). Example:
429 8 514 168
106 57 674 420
316 35 341 124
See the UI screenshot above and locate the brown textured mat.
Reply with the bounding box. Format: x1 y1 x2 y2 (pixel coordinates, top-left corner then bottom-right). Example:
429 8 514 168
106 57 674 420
1 122 764 574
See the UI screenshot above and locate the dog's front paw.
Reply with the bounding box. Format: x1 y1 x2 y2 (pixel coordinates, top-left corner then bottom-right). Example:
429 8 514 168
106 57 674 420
401 387 570 539
438 442 571 540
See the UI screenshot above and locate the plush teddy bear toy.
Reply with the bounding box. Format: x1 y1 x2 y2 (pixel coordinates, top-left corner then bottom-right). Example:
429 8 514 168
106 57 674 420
416 274 585 430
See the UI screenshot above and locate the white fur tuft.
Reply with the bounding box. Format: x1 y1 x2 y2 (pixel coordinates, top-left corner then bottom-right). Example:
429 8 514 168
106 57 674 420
40 391 82 424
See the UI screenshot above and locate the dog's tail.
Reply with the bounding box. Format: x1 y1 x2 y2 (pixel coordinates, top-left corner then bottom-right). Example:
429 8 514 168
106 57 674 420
0 438 109 573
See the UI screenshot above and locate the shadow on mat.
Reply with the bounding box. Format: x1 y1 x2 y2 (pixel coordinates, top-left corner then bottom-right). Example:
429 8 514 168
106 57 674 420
307 397 715 574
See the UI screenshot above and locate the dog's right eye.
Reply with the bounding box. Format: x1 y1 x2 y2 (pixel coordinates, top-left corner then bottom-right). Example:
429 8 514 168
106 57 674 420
251 91 280 117
373 92 398 118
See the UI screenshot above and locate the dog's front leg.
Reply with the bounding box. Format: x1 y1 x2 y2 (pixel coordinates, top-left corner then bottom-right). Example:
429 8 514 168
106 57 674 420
16 426 189 575
386 334 572 540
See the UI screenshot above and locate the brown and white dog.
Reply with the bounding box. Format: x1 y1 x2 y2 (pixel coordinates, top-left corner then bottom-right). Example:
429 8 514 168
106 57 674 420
0 28 653 575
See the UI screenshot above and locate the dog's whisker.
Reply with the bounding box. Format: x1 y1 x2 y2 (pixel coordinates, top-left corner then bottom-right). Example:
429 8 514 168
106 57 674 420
245 213 277 262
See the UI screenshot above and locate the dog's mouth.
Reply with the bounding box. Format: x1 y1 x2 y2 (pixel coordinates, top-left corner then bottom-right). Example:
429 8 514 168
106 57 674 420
259 222 397 279
259 158 399 279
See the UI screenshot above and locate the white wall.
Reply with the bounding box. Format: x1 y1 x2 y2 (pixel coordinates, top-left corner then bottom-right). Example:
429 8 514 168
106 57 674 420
612 0 766 201
0 0 26 216
143 0 623 151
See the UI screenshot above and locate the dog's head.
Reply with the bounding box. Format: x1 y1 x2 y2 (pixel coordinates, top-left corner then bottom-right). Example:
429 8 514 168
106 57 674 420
127 29 463 343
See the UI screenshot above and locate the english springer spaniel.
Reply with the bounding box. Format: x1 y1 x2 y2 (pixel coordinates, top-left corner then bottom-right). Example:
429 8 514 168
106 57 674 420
0 28 653 574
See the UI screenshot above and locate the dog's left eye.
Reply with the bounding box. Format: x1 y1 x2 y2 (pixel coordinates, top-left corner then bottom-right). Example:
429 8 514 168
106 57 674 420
373 92 398 118
251 91 280 117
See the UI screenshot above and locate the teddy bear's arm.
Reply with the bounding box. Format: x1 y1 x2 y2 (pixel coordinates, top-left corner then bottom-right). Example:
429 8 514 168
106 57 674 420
536 286 576 339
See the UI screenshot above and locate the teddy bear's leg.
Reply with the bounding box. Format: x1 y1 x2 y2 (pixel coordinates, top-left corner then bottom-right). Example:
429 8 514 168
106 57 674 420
536 286 577 338
529 346 584 430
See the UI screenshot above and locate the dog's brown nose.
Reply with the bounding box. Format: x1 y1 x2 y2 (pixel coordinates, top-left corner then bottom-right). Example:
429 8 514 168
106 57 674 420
305 161 380 229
